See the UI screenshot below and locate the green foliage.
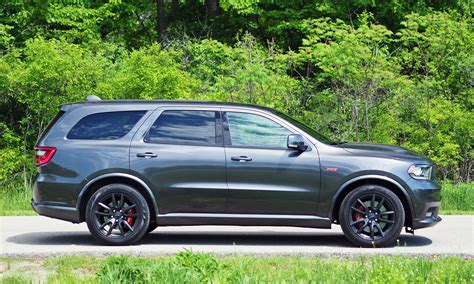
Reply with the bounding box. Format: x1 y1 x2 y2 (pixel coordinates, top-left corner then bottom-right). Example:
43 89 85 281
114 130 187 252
97 44 197 100
0 123 22 181
4 253 471 283
181 34 301 111
0 1 472 184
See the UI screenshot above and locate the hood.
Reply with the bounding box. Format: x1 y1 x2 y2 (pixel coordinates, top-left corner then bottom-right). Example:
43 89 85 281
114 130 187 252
337 142 430 162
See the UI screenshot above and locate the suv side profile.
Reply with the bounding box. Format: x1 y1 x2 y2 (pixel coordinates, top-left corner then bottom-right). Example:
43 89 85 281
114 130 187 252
32 97 441 246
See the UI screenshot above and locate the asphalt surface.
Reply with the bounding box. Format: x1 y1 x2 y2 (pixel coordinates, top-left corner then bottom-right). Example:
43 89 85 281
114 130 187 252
0 215 472 257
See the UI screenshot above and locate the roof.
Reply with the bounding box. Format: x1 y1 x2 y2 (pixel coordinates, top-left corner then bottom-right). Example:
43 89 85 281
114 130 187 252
62 99 275 112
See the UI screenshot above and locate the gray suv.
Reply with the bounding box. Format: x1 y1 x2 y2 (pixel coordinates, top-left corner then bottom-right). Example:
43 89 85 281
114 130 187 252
32 97 441 246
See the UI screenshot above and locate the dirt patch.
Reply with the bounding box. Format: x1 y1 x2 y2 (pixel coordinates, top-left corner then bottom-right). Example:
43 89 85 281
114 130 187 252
0 259 50 282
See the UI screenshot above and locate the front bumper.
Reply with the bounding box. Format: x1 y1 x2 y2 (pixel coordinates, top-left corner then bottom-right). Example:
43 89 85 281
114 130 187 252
411 201 442 229
31 199 80 223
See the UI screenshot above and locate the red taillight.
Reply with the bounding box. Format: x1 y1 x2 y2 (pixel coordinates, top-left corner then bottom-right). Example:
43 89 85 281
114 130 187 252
34 147 57 165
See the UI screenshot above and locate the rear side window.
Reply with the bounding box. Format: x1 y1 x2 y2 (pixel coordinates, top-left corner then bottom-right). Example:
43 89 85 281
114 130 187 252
67 111 146 140
146 110 218 146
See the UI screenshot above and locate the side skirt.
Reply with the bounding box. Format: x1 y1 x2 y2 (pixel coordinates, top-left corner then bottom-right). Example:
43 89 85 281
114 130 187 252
156 213 332 228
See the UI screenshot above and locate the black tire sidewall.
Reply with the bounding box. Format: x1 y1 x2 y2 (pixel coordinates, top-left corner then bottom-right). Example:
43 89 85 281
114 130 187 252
146 220 158 234
86 183 150 245
339 185 405 247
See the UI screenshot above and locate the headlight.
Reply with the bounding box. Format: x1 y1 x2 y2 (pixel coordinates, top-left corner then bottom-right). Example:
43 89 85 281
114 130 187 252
408 164 433 180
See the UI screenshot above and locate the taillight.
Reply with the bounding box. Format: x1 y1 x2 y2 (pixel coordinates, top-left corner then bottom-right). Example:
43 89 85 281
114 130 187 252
34 147 57 165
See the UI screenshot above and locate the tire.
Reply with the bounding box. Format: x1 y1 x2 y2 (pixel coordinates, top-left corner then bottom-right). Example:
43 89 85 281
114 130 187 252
146 221 158 234
339 185 405 247
86 183 150 245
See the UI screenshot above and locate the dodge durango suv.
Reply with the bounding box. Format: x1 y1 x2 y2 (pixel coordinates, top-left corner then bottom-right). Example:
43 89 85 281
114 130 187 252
32 97 441 246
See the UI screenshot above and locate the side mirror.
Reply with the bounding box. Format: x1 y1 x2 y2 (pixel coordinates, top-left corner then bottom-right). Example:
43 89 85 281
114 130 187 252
287 134 307 151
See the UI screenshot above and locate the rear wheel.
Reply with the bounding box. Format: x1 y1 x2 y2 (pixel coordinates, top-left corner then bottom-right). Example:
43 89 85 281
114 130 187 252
339 185 404 247
86 183 150 245
147 221 158 234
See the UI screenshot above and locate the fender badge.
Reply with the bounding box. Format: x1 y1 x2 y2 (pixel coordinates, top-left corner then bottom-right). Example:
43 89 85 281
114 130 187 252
326 167 338 172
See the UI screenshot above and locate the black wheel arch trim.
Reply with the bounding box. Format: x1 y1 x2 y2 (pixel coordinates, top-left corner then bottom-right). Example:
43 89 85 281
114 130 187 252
76 173 159 219
329 174 415 222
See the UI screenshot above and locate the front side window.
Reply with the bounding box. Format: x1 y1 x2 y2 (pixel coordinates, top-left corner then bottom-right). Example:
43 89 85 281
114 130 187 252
146 110 218 146
226 112 291 148
67 111 146 140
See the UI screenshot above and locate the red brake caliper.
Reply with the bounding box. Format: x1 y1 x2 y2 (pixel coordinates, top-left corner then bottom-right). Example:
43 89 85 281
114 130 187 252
127 209 135 226
353 205 365 229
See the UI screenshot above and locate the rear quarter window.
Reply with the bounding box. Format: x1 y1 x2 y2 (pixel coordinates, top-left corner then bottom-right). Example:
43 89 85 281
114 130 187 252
67 111 146 140
37 110 65 143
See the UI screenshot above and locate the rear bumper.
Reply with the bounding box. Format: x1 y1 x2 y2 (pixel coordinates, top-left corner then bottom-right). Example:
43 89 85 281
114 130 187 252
411 201 441 229
31 199 80 223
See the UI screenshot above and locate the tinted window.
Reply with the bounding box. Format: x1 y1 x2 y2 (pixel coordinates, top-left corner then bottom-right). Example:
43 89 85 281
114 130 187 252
226 112 291 148
146 110 217 146
67 111 146 140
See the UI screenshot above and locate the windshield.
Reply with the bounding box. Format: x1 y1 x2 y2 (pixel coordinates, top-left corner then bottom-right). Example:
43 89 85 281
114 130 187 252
271 110 333 144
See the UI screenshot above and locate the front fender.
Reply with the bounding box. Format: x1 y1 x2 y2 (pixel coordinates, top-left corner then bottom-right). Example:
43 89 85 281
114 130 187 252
326 174 415 222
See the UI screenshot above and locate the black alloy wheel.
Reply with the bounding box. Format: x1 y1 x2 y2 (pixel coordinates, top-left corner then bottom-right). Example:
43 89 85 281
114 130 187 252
339 185 405 247
86 183 150 245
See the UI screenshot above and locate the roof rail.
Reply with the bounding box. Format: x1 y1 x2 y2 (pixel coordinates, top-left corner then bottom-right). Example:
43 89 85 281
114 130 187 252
86 95 101 102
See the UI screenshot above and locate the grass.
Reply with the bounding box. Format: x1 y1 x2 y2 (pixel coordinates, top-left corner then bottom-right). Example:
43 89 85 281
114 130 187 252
439 182 474 214
0 252 473 283
0 180 35 216
0 179 472 216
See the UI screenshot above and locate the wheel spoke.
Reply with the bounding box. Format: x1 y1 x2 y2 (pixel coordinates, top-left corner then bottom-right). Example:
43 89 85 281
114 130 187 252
125 204 136 212
99 220 111 230
357 221 368 234
123 220 134 232
118 220 125 236
375 223 385 237
119 194 124 208
98 202 111 211
351 207 365 214
95 211 110 216
350 219 365 226
356 199 367 210
370 223 375 240
370 194 376 209
380 218 395 224
381 211 394 215
112 194 117 208
376 197 385 210
123 213 139 217
106 222 115 236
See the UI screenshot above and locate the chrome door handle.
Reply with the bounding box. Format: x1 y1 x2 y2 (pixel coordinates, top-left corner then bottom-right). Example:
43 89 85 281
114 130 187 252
231 156 252 162
137 152 157 158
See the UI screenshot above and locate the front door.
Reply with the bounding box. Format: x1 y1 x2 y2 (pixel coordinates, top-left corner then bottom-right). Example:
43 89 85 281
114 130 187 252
130 108 227 214
223 111 321 215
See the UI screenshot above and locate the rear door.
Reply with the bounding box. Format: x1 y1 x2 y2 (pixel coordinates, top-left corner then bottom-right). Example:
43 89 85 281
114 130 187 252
130 107 227 214
223 110 321 215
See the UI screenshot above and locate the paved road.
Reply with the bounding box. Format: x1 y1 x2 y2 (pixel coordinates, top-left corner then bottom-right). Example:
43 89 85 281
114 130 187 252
0 216 472 257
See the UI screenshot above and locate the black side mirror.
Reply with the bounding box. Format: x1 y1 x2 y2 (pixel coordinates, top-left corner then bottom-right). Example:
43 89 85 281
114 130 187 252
287 134 307 151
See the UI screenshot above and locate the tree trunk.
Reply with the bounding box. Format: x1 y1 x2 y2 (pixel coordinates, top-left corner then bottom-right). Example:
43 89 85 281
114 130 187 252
206 0 219 18
171 0 178 14
156 0 166 43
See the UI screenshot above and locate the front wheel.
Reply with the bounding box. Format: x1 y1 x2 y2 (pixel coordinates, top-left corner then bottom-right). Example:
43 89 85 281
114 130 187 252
86 183 150 245
339 185 405 247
